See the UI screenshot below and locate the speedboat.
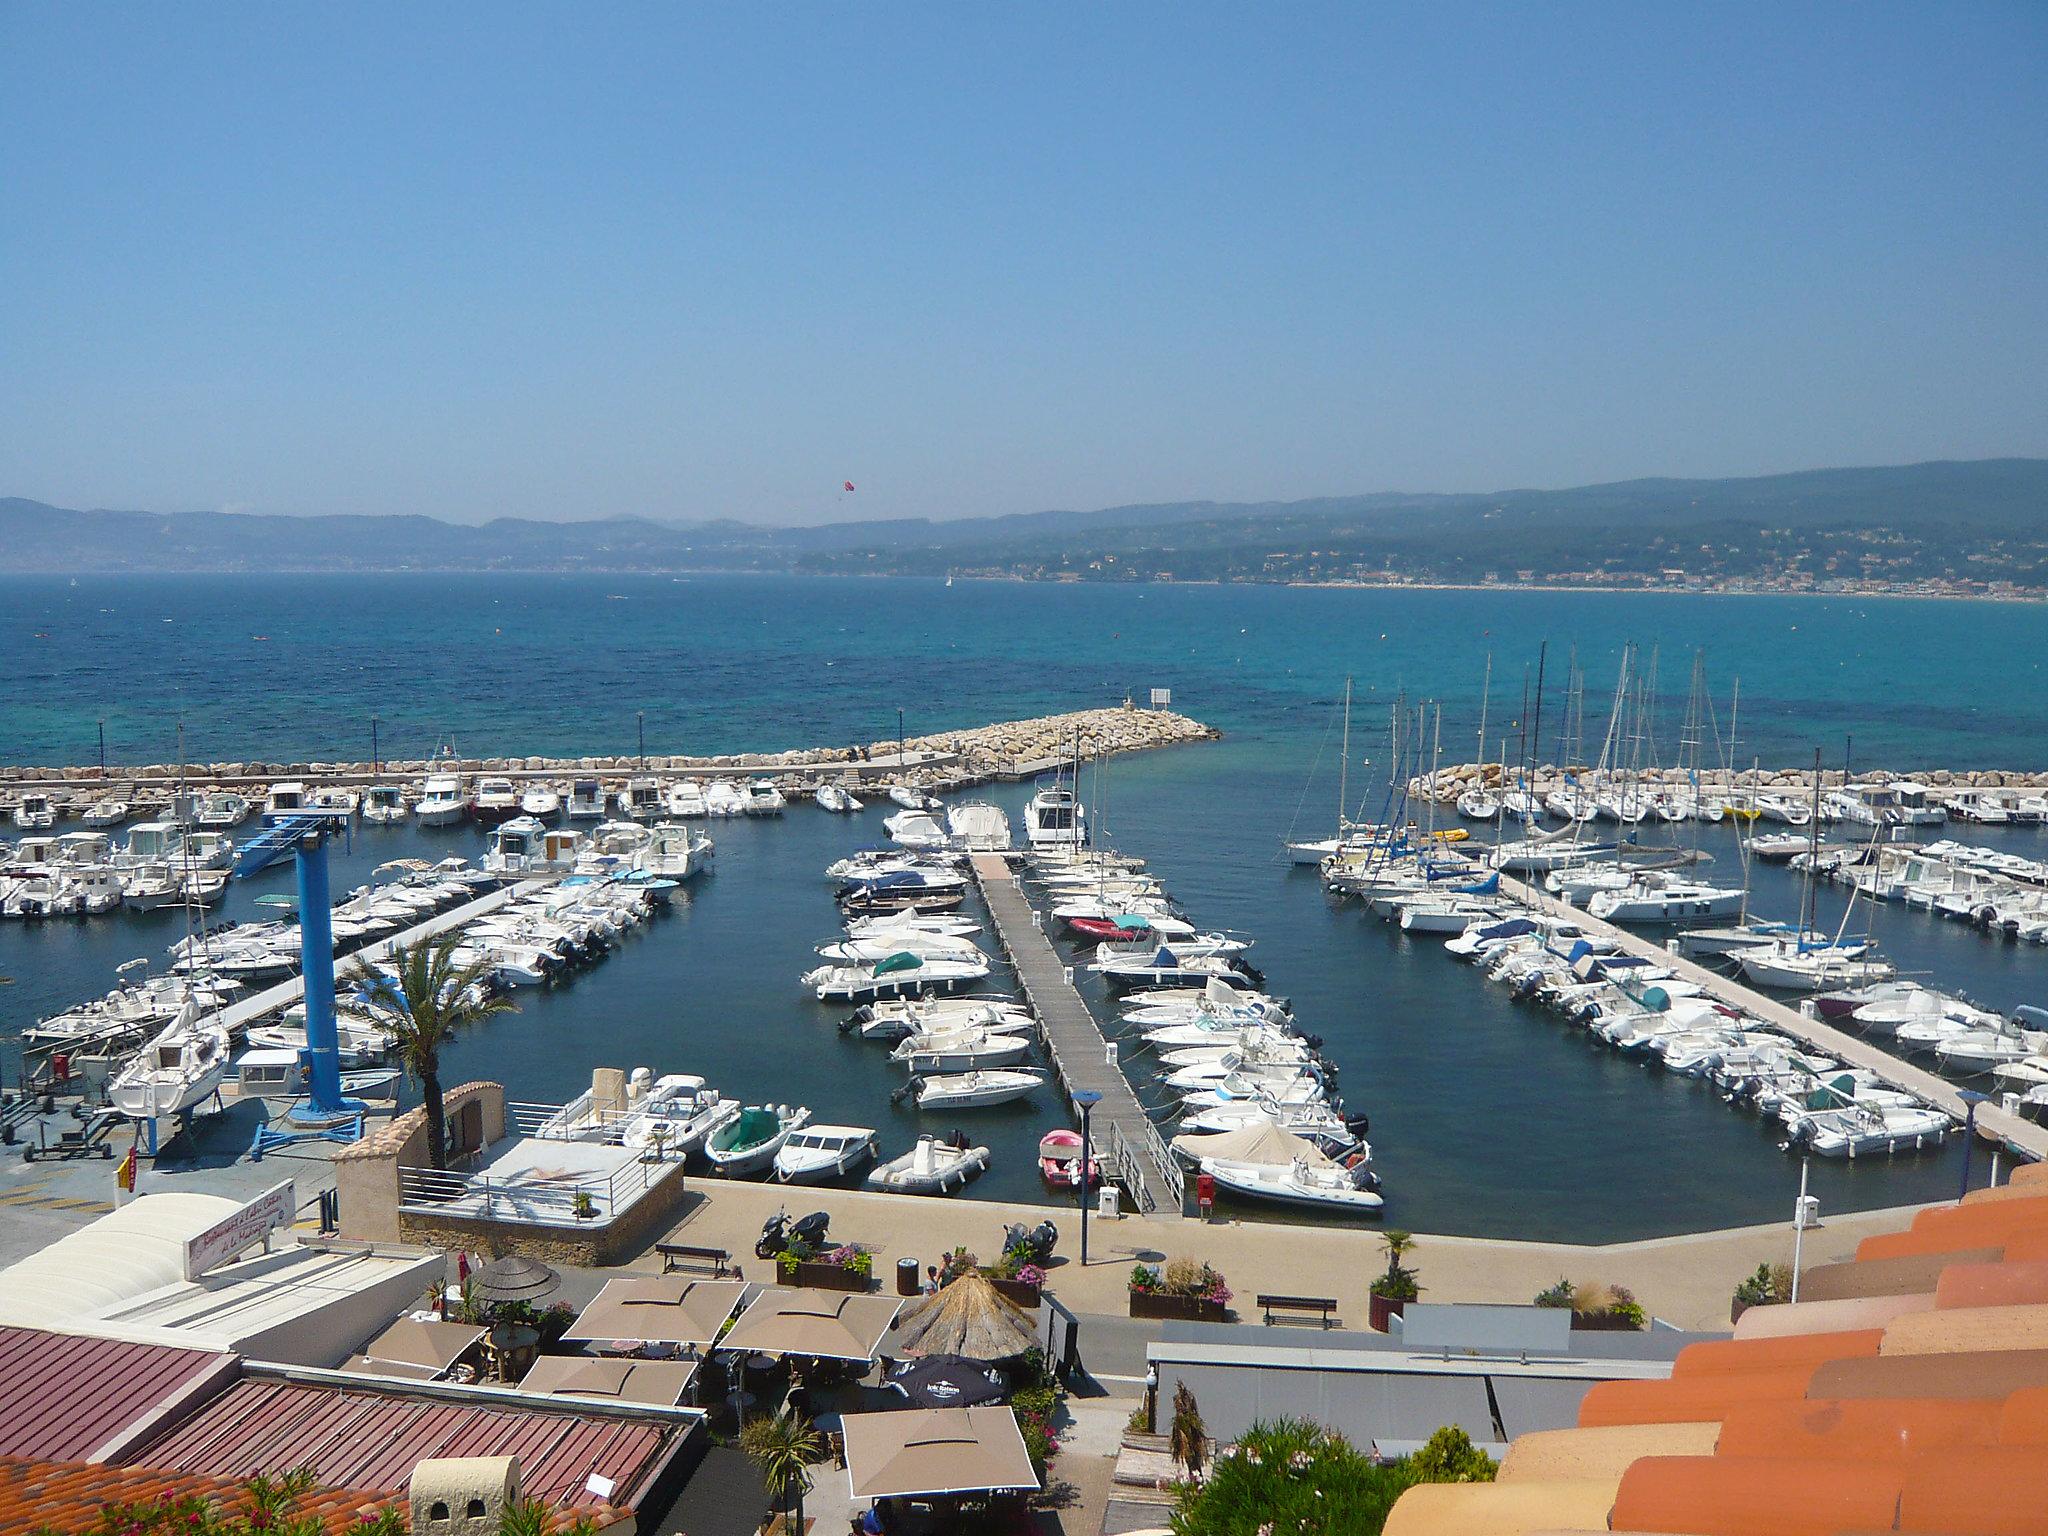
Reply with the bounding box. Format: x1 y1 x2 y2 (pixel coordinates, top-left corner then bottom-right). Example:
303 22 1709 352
81 798 130 828
704 1103 809 1177
703 779 745 817
1199 1153 1383 1214
804 951 991 1002
663 781 707 818
867 1134 991 1195
884 810 952 850
816 929 985 964
815 783 865 814
1037 1128 1100 1189
519 785 563 820
109 1000 230 1119
945 803 1012 851
839 867 969 913
905 1068 1046 1110
362 785 409 824
612 1075 739 1156
194 791 252 828
1797 1102 1952 1158
415 773 469 827
743 778 787 816
889 1026 1034 1074
889 783 943 812
849 996 1031 1041
773 1124 878 1183
637 822 713 880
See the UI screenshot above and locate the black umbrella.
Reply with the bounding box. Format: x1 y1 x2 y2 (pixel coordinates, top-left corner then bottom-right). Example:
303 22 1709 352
470 1254 560 1303
882 1354 1010 1410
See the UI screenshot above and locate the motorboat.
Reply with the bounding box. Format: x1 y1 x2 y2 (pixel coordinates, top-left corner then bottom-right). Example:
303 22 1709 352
773 1124 879 1183
194 791 252 828
415 773 469 827
245 1012 396 1067
845 910 982 942
1746 833 1812 862
867 1134 991 1195
703 779 745 817
120 865 228 912
883 810 953 852
637 822 713 880
889 1027 1034 1074
109 1000 230 1119
618 778 666 820
815 783 865 814
362 785 409 824
567 779 609 820
839 867 970 913
1198 1152 1382 1214
849 996 1031 1041
889 784 943 812
1091 947 1255 990
1037 1128 1100 1189
945 802 1012 851
235 1048 400 1104
743 778 787 816
618 1077 741 1157
464 777 517 825
1025 782 1087 849
1797 1102 1952 1158
1753 793 1813 827
804 951 991 1002
519 785 563 820
817 928 985 964
263 781 309 818
704 1103 810 1176
484 817 550 879
905 1068 1046 1110
80 798 130 828
11 793 56 831
663 781 707 818
1587 873 1746 925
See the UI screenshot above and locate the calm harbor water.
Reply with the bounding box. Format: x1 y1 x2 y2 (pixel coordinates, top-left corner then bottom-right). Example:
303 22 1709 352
5 575 2047 1242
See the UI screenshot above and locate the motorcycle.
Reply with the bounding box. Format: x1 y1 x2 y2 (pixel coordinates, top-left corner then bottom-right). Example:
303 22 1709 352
1001 1219 1058 1266
756 1207 832 1259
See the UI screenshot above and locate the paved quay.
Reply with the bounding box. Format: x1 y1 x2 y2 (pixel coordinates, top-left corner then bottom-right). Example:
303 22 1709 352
970 851 1175 1214
1494 868 2048 1161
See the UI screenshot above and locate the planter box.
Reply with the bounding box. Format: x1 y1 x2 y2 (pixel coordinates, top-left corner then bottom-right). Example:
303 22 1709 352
780 1260 871 1293
1129 1291 1226 1323
1368 1293 1408 1333
1570 1310 1644 1332
988 1277 1043 1308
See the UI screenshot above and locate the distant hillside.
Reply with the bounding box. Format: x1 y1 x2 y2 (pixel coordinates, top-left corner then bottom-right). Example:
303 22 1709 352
3 458 2044 589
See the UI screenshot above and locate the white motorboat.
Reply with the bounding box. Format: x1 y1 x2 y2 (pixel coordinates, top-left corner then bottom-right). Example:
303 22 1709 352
805 951 991 1002
637 822 713 880
361 785 409 824
263 781 310 818
567 779 609 820
945 802 1012 851
245 1012 395 1067
1587 874 1746 925
703 779 746 817
773 1124 879 1183
846 911 982 942
618 778 666 820
1091 947 1253 990
611 1074 740 1156
889 783 943 812
815 783 865 814
1799 1102 1952 1158
663 781 707 818
461 777 514 825
519 785 563 820
851 996 1031 1041
743 778 786 816
704 1103 810 1176
905 1068 1046 1110
866 1134 991 1195
484 817 550 879
881 810 952 851
80 798 130 828
194 791 252 828
817 929 985 964
415 773 469 827
1737 941 1897 992
1753 793 1813 826
109 1000 230 1119
890 1027 1034 1074
1200 1153 1383 1213
11 793 56 831
1025 782 1087 849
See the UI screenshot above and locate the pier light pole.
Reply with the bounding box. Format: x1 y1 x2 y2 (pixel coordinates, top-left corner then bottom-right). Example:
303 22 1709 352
1074 1089 1102 1266
1958 1089 1990 1202
638 710 646 770
97 720 107 778
371 715 380 778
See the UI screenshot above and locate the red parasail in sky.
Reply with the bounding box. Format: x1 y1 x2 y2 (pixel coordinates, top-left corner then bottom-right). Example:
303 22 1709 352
843 481 856 492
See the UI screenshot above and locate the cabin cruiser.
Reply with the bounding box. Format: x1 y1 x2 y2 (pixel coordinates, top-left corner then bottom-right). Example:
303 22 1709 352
703 779 745 817
815 782 864 814
773 1124 878 1183
80 798 130 828
804 951 991 1002
11 792 56 831
705 1103 810 1177
618 778 665 820
1587 873 1746 925
867 1134 991 1194
566 779 608 820
109 1000 230 1119
575 820 654 876
484 817 551 879
415 773 469 826
361 785 408 824
663 780 707 818
904 1068 1046 1110
121 864 228 912
945 802 1012 851
1025 782 1086 849
743 778 786 816
263 781 310 818
637 822 713 880
464 777 518 825
519 785 563 820
194 791 252 828
616 1075 741 1157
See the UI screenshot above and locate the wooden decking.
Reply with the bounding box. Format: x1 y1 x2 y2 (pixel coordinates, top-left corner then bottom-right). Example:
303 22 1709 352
1495 870 2048 1162
970 852 1176 1212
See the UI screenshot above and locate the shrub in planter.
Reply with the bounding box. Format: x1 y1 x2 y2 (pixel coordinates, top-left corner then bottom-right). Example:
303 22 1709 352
1369 1230 1421 1332
1540 1278 1647 1331
1129 1258 1232 1320
1731 1262 1793 1323
778 1243 874 1291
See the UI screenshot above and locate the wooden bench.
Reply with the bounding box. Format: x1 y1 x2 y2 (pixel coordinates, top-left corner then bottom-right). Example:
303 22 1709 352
1256 1293 1338 1329
657 1241 733 1277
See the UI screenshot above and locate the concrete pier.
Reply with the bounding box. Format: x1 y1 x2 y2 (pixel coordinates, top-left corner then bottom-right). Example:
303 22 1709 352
1494 870 2048 1161
969 852 1177 1214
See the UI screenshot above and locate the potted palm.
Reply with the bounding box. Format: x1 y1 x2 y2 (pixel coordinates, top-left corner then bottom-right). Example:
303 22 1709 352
1368 1230 1420 1332
739 1408 824 1535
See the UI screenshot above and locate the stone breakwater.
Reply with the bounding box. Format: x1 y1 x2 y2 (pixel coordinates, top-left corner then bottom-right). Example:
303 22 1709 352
1407 761 2048 802
0 706 1219 796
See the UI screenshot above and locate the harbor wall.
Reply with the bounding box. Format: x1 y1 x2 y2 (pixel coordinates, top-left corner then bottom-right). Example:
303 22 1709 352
1407 761 2048 801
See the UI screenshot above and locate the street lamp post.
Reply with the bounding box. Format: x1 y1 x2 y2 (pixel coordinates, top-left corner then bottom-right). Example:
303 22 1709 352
371 715 380 778
637 710 646 771
1074 1089 1102 1266
1958 1089 1990 1202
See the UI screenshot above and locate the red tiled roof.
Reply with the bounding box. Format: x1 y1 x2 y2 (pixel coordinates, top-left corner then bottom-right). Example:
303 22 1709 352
0 1328 225 1464
125 1377 669 1510
0 1455 392 1535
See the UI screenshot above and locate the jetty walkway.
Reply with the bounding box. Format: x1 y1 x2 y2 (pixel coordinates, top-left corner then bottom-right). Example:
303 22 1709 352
1495 870 2048 1162
969 852 1177 1214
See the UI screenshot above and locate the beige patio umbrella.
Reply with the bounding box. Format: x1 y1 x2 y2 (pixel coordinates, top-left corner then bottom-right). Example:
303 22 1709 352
561 1276 749 1346
893 1271 1038 1361
718 1289 905 1363
841 1406 1039 1499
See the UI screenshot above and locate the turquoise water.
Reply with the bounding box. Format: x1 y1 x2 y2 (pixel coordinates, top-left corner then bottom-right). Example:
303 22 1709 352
4 575 2045 1242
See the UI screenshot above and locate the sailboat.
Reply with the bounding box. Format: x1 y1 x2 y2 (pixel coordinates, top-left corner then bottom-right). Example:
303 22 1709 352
1286 678 1364 863
1738 753 1897 992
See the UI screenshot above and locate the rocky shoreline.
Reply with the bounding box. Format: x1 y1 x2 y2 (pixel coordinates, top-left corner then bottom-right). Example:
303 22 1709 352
1408 761 2048 802
0 705 1219 799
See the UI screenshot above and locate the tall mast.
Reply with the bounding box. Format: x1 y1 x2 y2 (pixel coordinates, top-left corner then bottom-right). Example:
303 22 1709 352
1338 677 1352 836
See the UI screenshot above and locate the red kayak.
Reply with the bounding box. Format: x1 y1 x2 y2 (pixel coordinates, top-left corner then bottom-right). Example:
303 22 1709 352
1064 916 1149 943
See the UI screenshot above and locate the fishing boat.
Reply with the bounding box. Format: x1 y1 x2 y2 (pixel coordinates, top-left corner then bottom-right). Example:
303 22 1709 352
904 1068 1046 1110
773 1124 879 1183
815 783 864 814
109 1000 229 1119
362 785 409 824
805 950 990 1002
1037 1129 1100 1189
263 781 308 818
415 773 469 827
11 793 56 831
80 798 130 828
867 1134 991 1195
704 1104 810 1176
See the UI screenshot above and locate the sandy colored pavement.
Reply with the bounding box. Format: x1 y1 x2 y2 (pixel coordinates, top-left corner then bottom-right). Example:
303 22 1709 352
626 1176 1939 1333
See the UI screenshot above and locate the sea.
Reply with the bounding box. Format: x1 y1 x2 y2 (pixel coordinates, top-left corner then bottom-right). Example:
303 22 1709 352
5 573 2048 1244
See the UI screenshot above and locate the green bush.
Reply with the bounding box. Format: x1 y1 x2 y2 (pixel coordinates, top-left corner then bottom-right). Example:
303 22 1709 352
1532 1277 1576 1309
1733 1262 1788 1307
1406 1425 1498 1484
1170 1419 1415 1535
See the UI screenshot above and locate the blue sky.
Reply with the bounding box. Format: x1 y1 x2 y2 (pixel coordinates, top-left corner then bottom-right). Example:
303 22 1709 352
2 3 2043 525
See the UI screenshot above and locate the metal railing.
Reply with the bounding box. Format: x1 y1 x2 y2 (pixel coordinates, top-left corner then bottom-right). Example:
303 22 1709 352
396 1152 668 1226
507 1096 630 1142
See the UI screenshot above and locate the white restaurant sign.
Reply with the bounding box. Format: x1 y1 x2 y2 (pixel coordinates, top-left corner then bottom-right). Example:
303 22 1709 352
183 1179 296 1280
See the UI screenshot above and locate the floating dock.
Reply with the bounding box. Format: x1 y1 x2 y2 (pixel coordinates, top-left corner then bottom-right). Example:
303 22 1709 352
969 852 1177 1213
1494 870 2048 1161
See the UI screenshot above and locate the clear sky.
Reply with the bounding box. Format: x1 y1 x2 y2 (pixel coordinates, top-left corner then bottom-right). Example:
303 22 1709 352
3 3 2044 526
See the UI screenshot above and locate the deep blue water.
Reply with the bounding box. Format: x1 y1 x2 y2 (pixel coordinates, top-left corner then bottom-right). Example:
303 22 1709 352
4 575 2046 1242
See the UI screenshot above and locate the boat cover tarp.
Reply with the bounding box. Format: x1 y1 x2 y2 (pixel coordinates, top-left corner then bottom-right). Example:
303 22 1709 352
1170 1122 1334 1168
874 951 924 976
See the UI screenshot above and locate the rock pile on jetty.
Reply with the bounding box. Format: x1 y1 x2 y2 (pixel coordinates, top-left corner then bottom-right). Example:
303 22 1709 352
1406 761 2048 804
0 705 1219 798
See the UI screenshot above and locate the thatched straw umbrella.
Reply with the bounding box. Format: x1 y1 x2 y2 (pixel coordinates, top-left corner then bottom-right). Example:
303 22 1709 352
893 1272 1038 1361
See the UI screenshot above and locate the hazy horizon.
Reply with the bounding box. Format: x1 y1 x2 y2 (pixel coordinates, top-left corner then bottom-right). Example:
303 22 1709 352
4 3 2044 527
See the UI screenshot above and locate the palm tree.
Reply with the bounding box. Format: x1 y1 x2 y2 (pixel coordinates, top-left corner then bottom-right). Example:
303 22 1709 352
740 1408 825 1535
347 932 515 1170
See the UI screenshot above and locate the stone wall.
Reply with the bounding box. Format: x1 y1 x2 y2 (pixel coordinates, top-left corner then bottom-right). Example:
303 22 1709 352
334 1080 506 1244
397 1160 691 1267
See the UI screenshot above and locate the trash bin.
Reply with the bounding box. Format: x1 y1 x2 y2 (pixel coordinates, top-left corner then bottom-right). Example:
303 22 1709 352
896 1257 921 1296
